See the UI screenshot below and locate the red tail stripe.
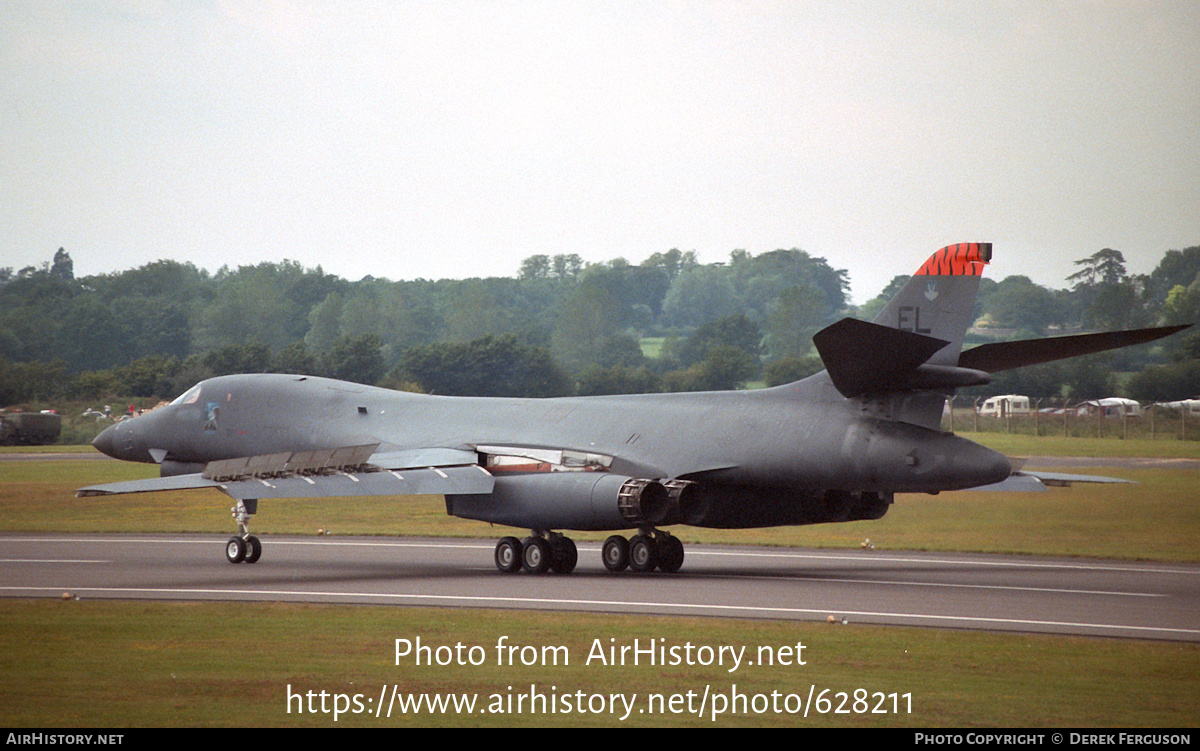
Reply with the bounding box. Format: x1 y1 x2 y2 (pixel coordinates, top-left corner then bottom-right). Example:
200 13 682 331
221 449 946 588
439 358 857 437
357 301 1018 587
914 243 990 276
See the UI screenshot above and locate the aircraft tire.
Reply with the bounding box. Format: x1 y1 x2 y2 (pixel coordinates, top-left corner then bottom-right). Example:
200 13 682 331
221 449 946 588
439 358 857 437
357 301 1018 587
550 537 578 574
244 535 262 564
494 536 523 574
656 535 684 573
628 534 657 573
522 536 551 574
601 535 629 572
225 536 245 564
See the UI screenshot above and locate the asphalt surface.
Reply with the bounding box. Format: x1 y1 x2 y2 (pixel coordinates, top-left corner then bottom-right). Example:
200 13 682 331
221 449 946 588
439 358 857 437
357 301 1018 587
2 533 1197 642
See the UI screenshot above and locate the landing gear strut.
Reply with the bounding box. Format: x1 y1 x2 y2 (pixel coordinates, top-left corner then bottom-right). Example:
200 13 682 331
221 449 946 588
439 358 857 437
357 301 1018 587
225 499 262 564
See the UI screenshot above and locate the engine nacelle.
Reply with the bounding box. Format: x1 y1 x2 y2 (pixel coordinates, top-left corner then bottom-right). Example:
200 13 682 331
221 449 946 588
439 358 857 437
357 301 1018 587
445 473 669 531
683 486 893 529
661 479 711 526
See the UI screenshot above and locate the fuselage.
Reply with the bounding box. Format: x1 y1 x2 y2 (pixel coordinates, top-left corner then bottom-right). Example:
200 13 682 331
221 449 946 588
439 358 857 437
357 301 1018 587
94 372 1011 499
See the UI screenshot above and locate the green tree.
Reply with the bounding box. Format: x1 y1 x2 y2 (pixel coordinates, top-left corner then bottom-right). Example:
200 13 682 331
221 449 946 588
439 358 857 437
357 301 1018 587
50 248 74 281
732 248 849 324
968 361 1067 400
1147 246 1200 309
1161 276 1200 325
551 270 635 373
1127 360 1200 402
551 254 584 279
203 343 271 376
641 248 697 283
401 335 570 397
57 295 126 371
662 345 757 392
110 355 183 398
765 285 827 360
764 355 824 387
0 357 69 404
304 291 344 355
661 265 738 329
677 314 762 370
272 341 318 375
1066 249 1145 329
1068 248 1127 287
576 364 661 396
195 261 321 352
1062 355 1116 400
518 255 551 280
323 334 386 386
983 276 1062 333
856 275 910 322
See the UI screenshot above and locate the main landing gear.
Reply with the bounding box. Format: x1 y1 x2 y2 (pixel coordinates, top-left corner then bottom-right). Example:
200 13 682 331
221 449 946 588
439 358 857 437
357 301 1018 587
601 530 684 574
492 529 683 574
495 532 578 574
224 499 262 564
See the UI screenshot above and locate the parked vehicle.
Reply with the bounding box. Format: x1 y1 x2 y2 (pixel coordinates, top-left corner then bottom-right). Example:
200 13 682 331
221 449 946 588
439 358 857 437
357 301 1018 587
0 411 61 445
979 395 1031 417
1079 398 1143 418
1154 398 1200 415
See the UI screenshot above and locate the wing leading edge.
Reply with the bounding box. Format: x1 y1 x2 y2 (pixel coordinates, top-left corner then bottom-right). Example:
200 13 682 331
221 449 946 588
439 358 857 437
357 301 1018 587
969 469 1136 492
77 443 495 501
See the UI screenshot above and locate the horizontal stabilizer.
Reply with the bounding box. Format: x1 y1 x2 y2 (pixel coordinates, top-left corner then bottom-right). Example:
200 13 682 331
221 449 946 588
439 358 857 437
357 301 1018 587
958 325 1191 373
813 318 951 397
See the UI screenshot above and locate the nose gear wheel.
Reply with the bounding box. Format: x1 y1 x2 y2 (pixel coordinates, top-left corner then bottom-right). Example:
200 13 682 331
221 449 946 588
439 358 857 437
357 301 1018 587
225 499 262 564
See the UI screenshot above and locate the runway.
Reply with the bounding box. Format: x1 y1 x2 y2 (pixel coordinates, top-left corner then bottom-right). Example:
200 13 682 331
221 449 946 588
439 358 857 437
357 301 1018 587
2 533 1197 642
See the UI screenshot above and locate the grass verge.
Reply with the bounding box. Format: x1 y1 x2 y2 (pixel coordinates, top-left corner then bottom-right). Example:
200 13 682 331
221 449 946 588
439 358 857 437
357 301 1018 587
2 600 1196 727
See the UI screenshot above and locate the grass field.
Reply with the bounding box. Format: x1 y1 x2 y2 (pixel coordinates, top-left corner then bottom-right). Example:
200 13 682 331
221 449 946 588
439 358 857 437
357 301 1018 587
1 439 1197 727
3 600 1197 728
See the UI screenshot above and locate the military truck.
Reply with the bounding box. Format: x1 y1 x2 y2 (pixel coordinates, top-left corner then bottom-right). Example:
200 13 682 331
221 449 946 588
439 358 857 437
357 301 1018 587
0 411 62 445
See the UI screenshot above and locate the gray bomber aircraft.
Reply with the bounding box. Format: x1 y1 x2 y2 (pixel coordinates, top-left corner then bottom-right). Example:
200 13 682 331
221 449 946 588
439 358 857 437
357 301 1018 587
80 243 1188 574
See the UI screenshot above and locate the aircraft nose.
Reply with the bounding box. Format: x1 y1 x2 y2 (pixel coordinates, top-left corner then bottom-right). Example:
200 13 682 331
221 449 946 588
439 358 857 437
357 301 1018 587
947 439 1012 487
92 424 117 458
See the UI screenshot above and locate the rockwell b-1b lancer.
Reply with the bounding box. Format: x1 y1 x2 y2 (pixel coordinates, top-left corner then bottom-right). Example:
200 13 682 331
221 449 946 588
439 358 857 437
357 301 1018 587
80 244 1189 574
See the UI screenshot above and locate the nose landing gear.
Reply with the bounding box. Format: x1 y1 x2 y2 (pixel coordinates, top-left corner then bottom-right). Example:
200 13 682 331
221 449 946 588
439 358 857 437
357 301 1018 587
224 499 262 564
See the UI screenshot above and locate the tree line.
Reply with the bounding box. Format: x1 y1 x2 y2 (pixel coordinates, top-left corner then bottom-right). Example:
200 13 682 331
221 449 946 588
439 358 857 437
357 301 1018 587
1 244 1197 406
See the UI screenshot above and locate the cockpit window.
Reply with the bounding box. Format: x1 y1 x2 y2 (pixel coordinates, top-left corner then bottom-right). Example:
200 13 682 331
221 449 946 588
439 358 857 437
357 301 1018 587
171 384 202 406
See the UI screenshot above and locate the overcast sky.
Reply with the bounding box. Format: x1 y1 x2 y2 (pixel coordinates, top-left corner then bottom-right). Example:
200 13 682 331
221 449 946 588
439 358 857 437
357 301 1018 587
3 1 1198 304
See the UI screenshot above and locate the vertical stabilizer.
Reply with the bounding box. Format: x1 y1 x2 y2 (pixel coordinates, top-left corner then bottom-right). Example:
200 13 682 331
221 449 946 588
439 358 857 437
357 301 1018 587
872 243 991 366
